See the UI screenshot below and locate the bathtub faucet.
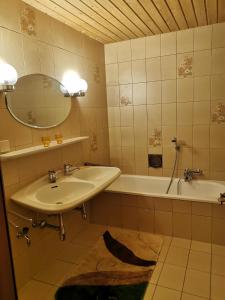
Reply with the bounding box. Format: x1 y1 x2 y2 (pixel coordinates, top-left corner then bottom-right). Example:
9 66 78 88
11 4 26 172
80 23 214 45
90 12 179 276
184 168 203 182
218 193 225 205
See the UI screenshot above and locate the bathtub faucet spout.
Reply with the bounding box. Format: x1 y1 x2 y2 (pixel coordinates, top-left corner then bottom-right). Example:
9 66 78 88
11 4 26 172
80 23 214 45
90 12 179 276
218 193 225 205
184 168 203 182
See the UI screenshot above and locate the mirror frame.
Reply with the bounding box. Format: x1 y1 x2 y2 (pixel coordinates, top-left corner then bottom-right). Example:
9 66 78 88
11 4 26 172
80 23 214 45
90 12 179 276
5 74 72 129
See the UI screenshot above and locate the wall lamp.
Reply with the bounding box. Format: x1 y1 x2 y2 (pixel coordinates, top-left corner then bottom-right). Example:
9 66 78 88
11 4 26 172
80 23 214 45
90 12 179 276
0 62 18 92
61 70 88 97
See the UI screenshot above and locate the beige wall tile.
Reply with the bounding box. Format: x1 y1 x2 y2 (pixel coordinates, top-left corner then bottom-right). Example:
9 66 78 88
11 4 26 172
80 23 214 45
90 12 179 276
194 25 212 51
147 104 162 126
121 127 134 147
146 35 160 58
155 198 172 211
117 40 131 62
147 81 162 104
118 62 132 84
132 59 146 83
177 102 193 125
131 37 145 60
192 215 211 242
109 127 121 147
161 32 176 56
193 101 210 125
212 23 225 48
210 125 225 148
133 82 146 105
104 43 118 64
155 211 172 235
177 78 193 102
107 85 120 107
194 76 210 101
120 106 133 127
173 199 191 214
121 205 138 230
193 148 210 170
162 103 176 125
194 50 211 76
193 125 209 148
211 75 225 100
177 126 192 147
177 29 194 53
107 107 120 127
119 84 132 105
210 149 225 172
146 57 161 81
212 48 225 75
138 208 154 232
212 218 225 245
192 202 212 217
162 80 176 103
106 63 118 85
161 55 176 80
173 213 191 239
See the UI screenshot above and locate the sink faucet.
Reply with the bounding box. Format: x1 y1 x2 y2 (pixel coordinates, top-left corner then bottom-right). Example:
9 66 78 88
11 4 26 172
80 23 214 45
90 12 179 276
184 168 203 182
48 170 57 183
218 193 225 205
64 164 80 176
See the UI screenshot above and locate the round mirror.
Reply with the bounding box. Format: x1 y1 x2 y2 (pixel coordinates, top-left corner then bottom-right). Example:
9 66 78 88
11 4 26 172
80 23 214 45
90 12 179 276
5 74 71 129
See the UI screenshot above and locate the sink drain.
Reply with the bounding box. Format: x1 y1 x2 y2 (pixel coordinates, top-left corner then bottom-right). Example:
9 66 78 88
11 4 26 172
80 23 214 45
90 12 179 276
56 201 62 204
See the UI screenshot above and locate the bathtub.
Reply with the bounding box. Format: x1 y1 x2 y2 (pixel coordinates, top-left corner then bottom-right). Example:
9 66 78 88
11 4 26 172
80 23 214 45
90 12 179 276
106 175 225 204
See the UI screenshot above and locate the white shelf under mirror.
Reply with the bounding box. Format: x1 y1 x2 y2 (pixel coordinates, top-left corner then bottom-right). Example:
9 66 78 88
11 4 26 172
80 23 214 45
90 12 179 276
0 136 89 161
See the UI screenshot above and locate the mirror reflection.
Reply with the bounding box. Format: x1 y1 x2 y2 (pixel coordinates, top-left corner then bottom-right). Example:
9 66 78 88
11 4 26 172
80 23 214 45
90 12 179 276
6 74 71 129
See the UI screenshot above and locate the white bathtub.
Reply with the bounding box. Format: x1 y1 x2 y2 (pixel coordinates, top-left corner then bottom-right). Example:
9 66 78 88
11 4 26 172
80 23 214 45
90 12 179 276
106 175 225 204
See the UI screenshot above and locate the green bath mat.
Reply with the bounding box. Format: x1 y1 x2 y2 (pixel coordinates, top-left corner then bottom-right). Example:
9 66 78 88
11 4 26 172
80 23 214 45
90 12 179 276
55 281 148 300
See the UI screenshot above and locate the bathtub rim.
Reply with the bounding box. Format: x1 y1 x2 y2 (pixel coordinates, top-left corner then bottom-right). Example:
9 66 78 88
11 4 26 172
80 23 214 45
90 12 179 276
106 174 225 204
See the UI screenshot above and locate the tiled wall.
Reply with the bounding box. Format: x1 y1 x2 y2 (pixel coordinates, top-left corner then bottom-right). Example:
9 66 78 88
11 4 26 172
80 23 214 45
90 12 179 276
105 23 225 180
90 192 225 246
0 0 109 289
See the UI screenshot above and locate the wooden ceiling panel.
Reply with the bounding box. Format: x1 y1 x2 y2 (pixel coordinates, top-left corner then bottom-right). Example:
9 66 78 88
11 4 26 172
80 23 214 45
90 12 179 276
23 0 225 43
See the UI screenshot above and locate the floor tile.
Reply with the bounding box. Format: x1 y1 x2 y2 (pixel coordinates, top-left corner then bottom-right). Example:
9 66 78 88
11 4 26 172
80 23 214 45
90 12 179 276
183 269 210 298
191 240 211 254
55 242 93 264
188 250 211 272
212 244 225 257
171 237 191 249
153 286 181 300
161 235 172 246
150 262 163 284
33 260 76 286
166 246 189 267
211 274 225 300
18 280 56 300
158 245 169 262
181 293 207 299
212 255 225 276
143 283 156 300
158 263 186 290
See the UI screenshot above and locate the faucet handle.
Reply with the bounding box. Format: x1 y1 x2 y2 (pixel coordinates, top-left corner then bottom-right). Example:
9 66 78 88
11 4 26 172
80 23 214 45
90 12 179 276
48 170 57 183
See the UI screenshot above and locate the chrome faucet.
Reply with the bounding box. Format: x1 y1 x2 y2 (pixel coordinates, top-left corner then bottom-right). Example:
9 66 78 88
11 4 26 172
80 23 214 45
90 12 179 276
48 170 57 183
184 168 203 182
218 193 225 205
64 164 80 176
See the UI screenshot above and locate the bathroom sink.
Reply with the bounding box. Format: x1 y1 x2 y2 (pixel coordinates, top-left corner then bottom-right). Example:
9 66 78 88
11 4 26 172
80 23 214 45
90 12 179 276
72 166 119 181
10 166 121 214
35 181 94 204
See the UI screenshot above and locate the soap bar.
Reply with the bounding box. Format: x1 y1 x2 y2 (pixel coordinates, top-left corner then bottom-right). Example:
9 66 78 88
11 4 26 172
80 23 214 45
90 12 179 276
0 140 10 153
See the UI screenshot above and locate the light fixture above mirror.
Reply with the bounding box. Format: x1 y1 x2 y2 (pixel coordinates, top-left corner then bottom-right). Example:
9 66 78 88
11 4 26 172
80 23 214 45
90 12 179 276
61 70 88 97
0 62 18 92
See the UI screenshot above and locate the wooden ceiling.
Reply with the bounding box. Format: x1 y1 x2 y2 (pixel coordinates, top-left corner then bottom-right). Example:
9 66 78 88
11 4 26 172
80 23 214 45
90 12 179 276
23 0 225 44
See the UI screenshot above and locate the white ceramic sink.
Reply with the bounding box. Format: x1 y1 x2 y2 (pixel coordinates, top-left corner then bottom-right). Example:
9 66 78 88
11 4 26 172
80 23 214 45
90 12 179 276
11 166 121 214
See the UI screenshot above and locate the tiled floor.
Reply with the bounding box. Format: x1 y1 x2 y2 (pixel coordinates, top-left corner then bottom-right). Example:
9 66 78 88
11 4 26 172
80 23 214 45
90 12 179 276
18 224 225 300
